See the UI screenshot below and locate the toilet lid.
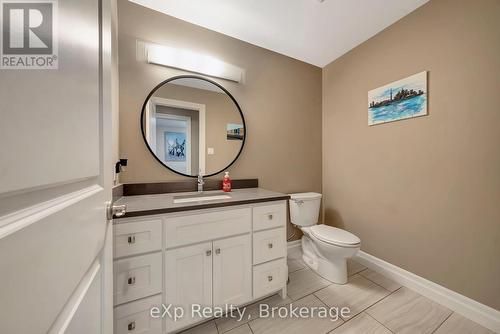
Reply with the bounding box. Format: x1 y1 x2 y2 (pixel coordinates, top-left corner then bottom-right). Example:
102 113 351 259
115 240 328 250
310 225 361 246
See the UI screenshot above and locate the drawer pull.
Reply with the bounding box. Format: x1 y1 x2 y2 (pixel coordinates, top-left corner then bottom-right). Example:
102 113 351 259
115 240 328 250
128 321 136 331
215 248 221 255
206 250 212 256
268 275 273 282
127 277 136 285
268 243 273 249
268 214 274 220
127 235 136 244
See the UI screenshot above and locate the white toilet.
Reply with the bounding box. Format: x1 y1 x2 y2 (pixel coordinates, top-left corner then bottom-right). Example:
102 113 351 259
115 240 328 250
289 193 361 284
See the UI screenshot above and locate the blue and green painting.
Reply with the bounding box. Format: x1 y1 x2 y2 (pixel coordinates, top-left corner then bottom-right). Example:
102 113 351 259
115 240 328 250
368 71 427 126
165 131 186 161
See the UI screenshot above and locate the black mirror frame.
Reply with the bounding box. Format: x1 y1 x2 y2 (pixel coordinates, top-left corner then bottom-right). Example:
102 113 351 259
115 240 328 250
140 75 247 178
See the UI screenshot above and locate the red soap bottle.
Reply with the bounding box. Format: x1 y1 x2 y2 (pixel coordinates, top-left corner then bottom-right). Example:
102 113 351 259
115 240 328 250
222 172 232 192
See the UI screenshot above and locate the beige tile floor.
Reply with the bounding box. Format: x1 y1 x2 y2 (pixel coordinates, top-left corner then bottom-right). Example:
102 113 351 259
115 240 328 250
181 259 495 334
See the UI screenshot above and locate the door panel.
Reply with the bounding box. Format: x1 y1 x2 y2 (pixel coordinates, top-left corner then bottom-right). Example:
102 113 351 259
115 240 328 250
0 0 101 194
65 264 102 334
213 234 252 307
0 193 106 333
0 0 113 333
165 242 213 332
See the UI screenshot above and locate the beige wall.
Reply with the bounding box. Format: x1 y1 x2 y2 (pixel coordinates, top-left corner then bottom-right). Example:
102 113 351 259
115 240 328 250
322 0 500 310
118 0 322 238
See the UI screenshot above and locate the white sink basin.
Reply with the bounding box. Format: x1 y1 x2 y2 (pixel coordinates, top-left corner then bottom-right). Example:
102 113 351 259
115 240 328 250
173 194 232 204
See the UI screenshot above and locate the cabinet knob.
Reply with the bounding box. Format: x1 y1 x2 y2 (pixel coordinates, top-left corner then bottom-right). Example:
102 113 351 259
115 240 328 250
127 235 136 244
268 275 273 282
268 243 273 249
128 321 136 331
206 250 212 256
215 248 221 255
127 277 136 285
268 214 274 220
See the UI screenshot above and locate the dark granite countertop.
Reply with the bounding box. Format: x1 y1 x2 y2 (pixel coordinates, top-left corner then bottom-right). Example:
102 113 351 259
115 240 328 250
113 188 290 219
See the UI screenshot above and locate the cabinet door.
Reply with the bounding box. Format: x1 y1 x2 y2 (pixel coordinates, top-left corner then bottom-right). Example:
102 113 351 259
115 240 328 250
213 234 252 307
165 242 213 333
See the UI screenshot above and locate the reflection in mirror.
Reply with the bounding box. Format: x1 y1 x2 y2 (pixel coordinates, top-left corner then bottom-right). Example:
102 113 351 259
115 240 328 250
142 76 245 177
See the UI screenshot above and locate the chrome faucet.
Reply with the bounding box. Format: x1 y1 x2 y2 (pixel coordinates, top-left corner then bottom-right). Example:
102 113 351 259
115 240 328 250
197 174 204 193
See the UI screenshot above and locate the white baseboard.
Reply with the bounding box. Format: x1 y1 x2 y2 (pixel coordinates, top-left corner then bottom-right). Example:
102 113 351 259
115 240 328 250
287 240 302 259
356 251 500 333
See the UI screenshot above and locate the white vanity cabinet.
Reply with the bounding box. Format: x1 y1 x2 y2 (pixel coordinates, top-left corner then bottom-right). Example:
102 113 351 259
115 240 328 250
212 234 252 307
165 241 213 332
165 234 252 332
113 200 287 334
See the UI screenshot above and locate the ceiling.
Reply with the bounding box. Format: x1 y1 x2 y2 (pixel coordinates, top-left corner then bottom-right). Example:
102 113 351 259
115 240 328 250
129 0 429 67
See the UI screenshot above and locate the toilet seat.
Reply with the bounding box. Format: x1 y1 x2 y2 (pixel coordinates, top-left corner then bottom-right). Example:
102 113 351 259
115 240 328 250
310 225 360 247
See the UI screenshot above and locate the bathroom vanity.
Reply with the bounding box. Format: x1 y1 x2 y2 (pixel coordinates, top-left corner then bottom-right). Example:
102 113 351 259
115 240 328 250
112 187 289 334
110 75 290 333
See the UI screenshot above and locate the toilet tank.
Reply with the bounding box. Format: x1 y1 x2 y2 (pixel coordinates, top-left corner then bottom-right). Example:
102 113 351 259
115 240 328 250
289 193 322 227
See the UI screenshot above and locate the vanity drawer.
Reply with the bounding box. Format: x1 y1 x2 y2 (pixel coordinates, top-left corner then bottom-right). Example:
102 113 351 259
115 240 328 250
114 294 162 334
165 208 251 248
252 203 286 231
253 258 287 299
114 219 162 259
253 227 286 265
114 252 162 305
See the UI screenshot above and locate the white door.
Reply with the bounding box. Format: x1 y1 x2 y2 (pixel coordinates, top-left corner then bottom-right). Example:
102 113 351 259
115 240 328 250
165 242 213 333
213 234 252 307
0 0 115 333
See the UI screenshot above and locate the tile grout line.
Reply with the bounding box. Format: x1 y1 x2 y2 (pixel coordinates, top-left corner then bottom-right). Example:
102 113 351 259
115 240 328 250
217 293 294 333
357 271 398 294
248 323 255 334
363 286 404 317
291 282 332 301
310 273 394 310
364 311 396 334
348 267 368 277
214 318 221 334
335 283 398 323
222 322 254 334
430 311 454 334
355 266 459 333
309 273 398 325
222 264 399 334
288 270 333 301
231 269 396 334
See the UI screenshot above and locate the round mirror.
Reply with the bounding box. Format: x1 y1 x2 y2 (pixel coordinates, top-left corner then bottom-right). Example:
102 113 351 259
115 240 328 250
141 75 246 177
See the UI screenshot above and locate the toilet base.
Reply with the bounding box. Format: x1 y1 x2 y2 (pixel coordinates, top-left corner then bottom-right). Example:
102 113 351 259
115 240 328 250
302 253 348 284
301 236 349 285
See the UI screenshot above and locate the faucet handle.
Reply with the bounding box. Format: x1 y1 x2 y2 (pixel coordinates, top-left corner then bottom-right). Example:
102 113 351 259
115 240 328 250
197 174 205 192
